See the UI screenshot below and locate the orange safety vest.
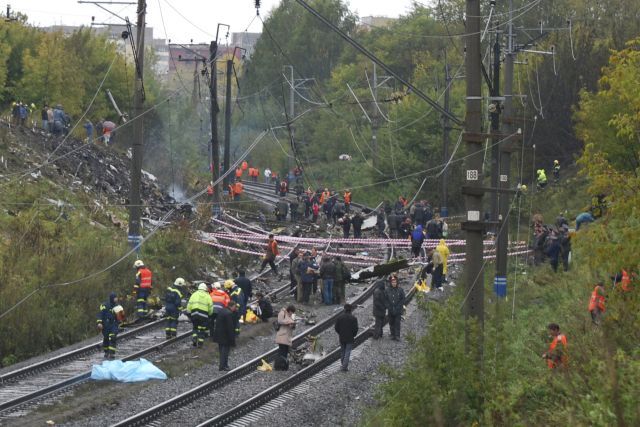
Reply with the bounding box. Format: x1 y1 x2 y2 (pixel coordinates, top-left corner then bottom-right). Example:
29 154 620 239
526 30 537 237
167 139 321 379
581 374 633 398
254 168 259 177
588 285 605 312
207 185 214 196
241 161 248 171
322 191 330 203
621 270 632 292
344 191 352 204
137 267 152 289
235 168 243 178
546 334 568 369
234 182 243 195
210 289 230 307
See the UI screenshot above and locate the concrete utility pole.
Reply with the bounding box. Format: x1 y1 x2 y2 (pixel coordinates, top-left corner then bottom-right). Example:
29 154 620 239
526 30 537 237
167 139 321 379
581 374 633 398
127 0 146 250
209 41 222 208
441 54 451 218
462 0 485 355
371 62 378 168
223 57 233 190
489 21 502 233
496 0 516 284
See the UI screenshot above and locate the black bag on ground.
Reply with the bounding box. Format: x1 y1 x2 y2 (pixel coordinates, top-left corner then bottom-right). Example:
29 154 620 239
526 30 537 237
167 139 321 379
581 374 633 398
274 354 289 371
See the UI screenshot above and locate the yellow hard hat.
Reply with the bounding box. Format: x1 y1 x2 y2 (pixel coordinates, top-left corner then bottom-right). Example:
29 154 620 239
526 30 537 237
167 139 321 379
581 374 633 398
224 279 235 289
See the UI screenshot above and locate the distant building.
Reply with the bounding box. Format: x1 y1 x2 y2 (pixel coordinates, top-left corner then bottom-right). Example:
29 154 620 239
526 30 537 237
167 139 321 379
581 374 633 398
358 16 396 30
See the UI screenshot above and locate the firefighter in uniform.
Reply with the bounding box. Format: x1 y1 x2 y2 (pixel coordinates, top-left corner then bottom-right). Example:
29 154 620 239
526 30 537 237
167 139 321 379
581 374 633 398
224 279 244 337
164 278 186 339
187 283 214 347
133 260 153 318
97 292 122 359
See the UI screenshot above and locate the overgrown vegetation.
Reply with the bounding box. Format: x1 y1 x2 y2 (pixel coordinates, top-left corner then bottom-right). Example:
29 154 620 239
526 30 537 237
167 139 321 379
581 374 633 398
365 41 640 425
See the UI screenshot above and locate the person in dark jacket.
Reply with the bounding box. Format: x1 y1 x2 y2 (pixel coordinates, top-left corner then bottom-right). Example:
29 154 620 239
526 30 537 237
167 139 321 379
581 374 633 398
164 278 185 339
319 256 337 305
234 270 252 320
255 292 273 321
298 253 319 303
351 212 364 239
338 215 351 239
376 208 386 237
334 304 359 371
97 292 121 359
213 301 237 371
385 275 405 341
333 256 349 304
410 224 425 258
372 280 387 339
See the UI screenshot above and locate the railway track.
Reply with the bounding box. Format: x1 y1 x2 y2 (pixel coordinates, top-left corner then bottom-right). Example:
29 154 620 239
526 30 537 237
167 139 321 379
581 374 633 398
111 230 395 427
0 265 293 420
198 282 420 427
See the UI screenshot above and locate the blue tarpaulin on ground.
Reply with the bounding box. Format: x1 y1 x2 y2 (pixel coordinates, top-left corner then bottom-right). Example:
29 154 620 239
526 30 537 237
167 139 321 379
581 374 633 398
90 358 167 382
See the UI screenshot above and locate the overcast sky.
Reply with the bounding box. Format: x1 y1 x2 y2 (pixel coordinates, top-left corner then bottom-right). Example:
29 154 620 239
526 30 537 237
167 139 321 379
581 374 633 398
16 0 417 43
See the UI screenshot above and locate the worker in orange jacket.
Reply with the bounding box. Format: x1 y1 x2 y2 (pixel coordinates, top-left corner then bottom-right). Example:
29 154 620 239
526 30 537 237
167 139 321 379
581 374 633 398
233 179 244 201
542 323 568 369
241 160 248 171
344 189 352 212
259 234 280 276
620 269 632 292
588 282 606 323
235 167 243 179
133 260 153 318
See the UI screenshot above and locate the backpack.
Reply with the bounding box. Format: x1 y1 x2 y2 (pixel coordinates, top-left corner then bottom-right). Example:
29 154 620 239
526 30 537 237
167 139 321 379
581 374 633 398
272 319 280 332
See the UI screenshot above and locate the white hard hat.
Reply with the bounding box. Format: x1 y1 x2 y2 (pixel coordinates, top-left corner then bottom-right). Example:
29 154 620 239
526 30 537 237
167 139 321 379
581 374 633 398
174 277 186 286
198 283 208 291
134 260 144 268
213 281 222 289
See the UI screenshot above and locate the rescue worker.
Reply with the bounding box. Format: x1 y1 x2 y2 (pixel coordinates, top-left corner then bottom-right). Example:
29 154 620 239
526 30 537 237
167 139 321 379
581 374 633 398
619 269 632 292
553 160 560 184
351 212 364 239
436 239 450 280
133 260 153 318
187 283 213 348
209 282 230 339
233 179 243 201
241 160 248 171
429 248 444 290
536 169 547 190
343 189 352 213
97 292 120 359
588 282 606 324
213 300 237 371
542 323 568 369
164 278 186 339
224 280 244 336
234 270 253 320
259 234 280 276
235 167 243 179
385 275 405 341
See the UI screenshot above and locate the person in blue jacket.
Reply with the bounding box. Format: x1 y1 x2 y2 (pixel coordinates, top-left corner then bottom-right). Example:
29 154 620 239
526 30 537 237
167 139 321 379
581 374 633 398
164 278 186 339
97 292 120 359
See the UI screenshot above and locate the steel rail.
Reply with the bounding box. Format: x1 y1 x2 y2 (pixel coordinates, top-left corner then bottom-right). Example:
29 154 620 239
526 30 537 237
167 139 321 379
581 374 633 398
112 235 393 427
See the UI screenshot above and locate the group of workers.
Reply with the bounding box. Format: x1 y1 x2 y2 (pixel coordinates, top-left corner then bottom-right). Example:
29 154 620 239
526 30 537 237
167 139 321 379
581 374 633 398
536 159 562 190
